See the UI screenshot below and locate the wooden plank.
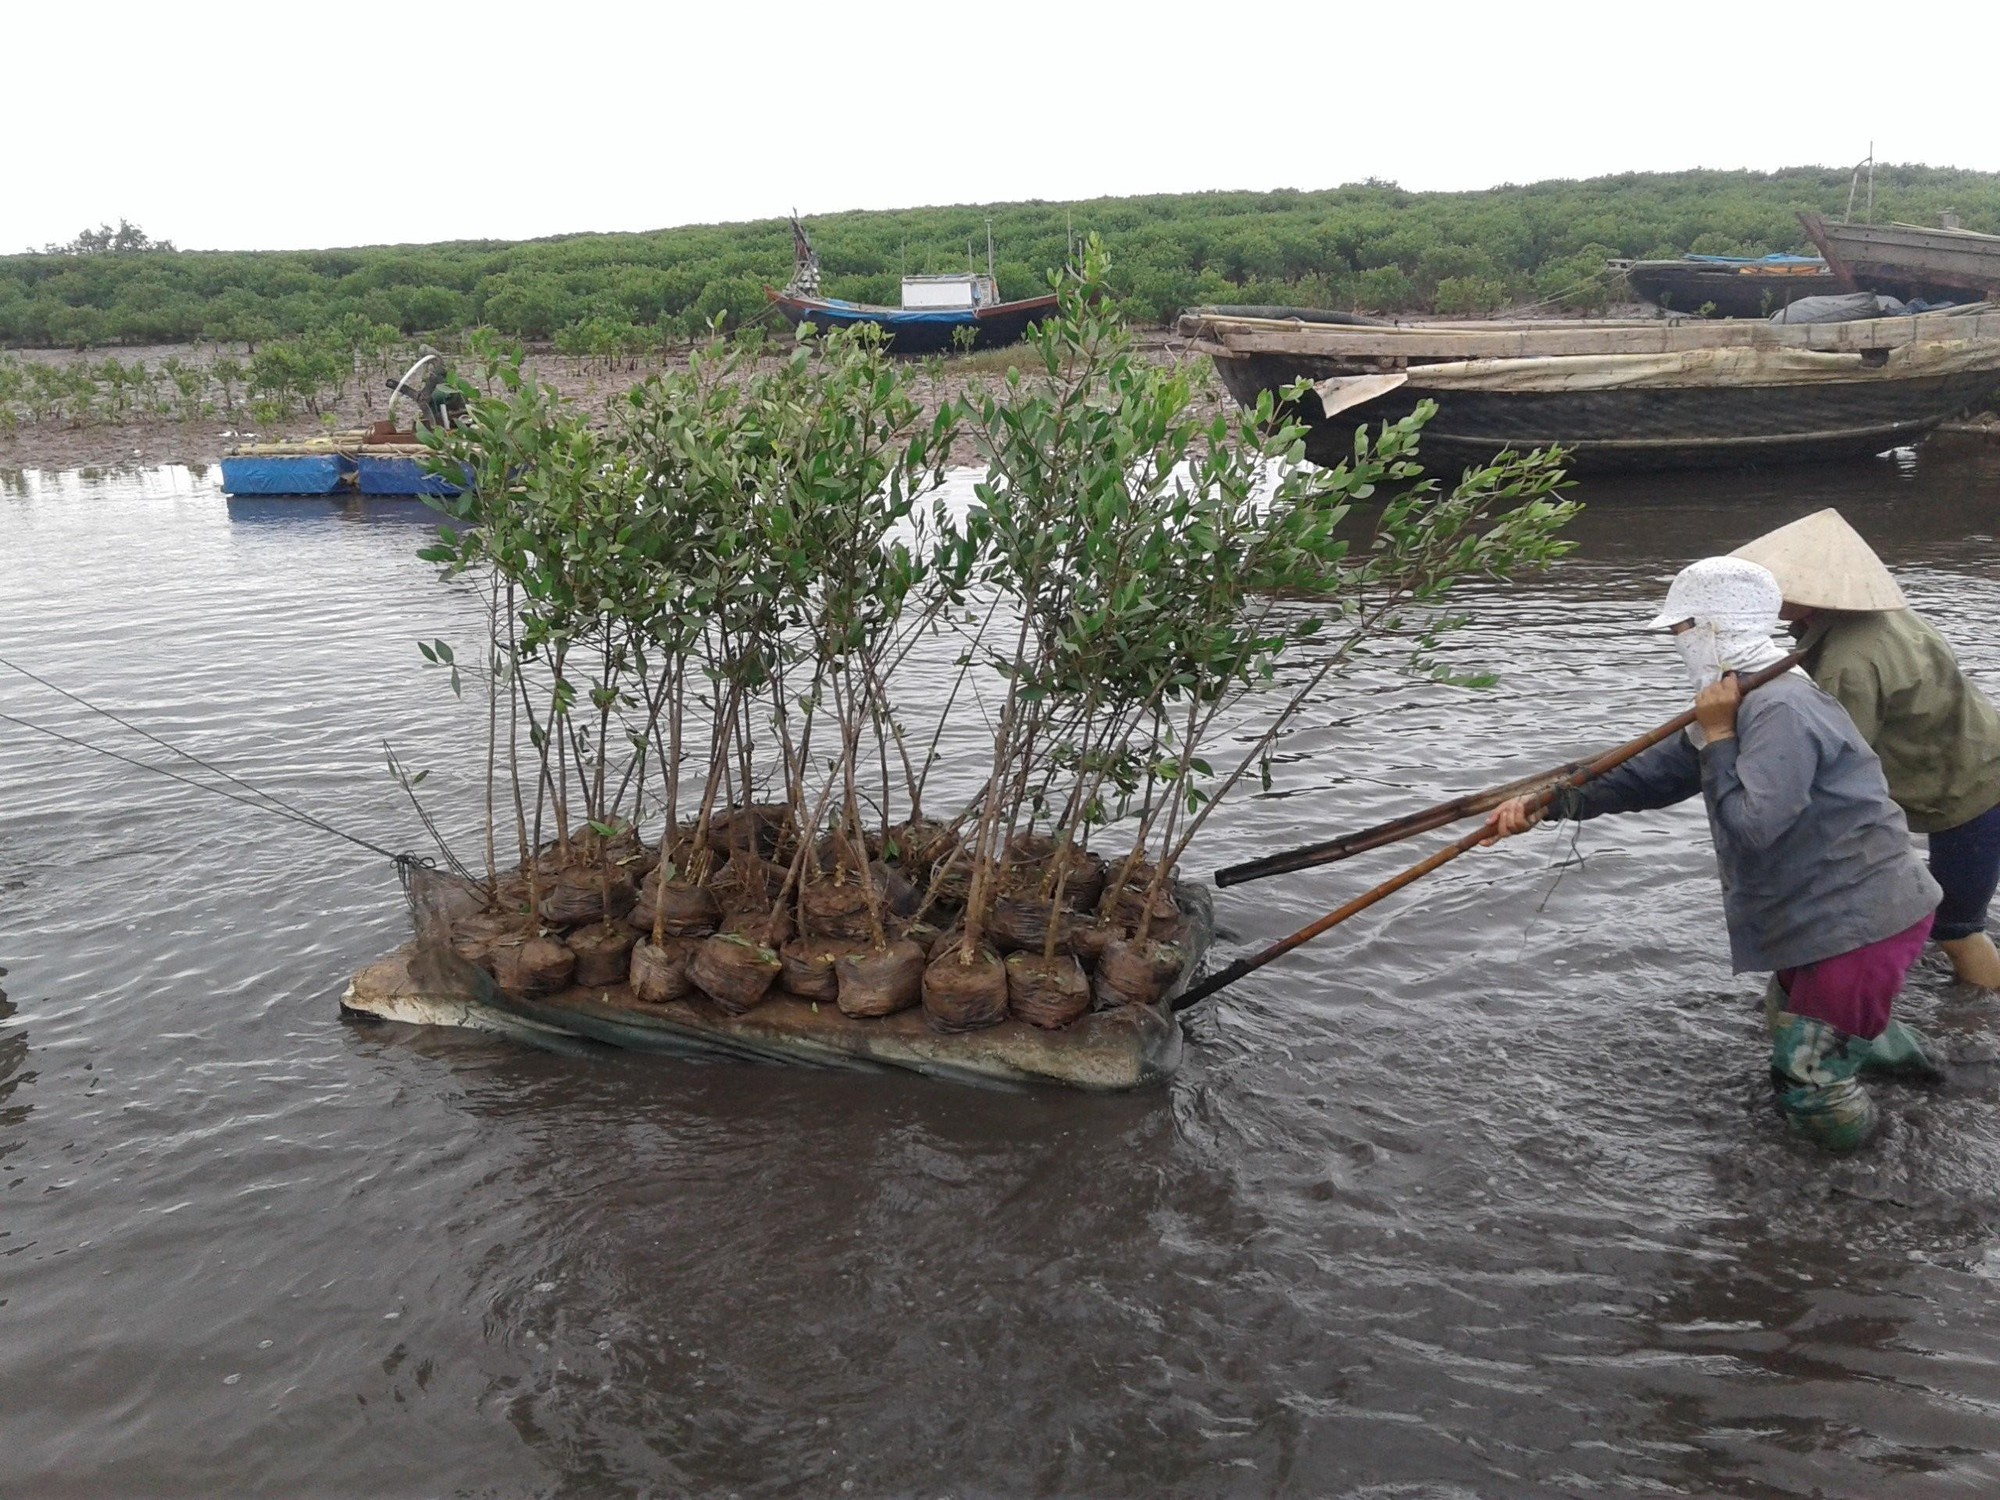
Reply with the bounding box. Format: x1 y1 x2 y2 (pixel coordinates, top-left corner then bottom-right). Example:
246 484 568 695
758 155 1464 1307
1798 213 1860 292
1177 311 2000 361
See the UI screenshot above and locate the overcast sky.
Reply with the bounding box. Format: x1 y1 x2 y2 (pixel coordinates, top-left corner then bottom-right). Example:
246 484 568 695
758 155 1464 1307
11 0 1993 254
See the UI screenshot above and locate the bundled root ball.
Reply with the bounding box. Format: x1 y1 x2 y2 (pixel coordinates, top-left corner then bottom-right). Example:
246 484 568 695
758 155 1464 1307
800 877 876 941
779 937 861 1002
448 912 519 969
1093 936 1185 1008
628 872 721 938
1066 920 1123 972
836 939 926 1019
629 936 700 1004
538 866 638 928
488 933 577 997
1005 951 1091 1030
986 896 1066 956
723 908 793 952
922 938 1009 1033
711 854 783 917
569 921 637 988
707 803 794 862
882 819 956 878
690 932 783 1015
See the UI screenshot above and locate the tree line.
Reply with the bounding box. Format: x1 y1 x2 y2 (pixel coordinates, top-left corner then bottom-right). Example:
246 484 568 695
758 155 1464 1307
7 164 1999 350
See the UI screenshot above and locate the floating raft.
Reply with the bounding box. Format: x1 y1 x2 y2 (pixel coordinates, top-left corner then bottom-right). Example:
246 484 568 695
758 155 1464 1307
218 431 461 497
343 884 1214 1091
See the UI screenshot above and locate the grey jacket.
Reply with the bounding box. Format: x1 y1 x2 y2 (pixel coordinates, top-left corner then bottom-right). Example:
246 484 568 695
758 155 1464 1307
1557 672 1940 973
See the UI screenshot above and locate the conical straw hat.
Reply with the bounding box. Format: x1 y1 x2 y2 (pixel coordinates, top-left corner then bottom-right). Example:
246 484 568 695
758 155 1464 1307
1730 508 1909 612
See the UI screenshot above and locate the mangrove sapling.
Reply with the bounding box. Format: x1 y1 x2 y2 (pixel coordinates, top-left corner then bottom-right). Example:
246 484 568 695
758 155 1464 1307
420 339 663 929
1123 401 1577 947
744 323 957 962
954 238 1221 983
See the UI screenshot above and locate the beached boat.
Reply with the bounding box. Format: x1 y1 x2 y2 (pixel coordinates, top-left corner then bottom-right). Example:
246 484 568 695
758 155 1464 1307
765 215 1056 354
344 883 1213 1092
1177 305 2000 472
766 287 1060 355
1800 213 2000 303
1623 254 1836 319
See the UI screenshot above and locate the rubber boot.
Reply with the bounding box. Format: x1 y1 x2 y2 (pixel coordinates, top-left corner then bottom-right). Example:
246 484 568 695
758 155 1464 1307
1770 1012 1878 1153
1854 1019 1945 1082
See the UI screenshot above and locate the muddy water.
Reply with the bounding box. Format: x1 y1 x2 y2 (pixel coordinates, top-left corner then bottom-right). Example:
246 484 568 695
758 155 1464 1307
4 444 2000 1498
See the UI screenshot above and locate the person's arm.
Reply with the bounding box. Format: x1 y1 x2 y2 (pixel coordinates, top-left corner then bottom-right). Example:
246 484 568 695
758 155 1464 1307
1485 726 1700 840
1700 693 1817 851
1558 732 1703 820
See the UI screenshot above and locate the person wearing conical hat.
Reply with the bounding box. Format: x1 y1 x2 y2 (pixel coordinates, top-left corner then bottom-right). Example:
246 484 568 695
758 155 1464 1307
1734 509 2000 990
1485 558 1941 1152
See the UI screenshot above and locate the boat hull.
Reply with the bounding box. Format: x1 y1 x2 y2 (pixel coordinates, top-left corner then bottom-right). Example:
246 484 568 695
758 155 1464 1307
1210 353 2000 472
355 451 460 496
344 884 1213 1092
1625 263 1838 319
219 446 460 496
217 453 350 495
767 290 1059 354
1801 213 2000 302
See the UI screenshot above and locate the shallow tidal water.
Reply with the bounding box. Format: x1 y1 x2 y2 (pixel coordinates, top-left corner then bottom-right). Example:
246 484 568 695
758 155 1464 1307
4 441 2000 1498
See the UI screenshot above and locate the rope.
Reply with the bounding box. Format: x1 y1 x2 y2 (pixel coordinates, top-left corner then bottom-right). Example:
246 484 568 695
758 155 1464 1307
0 703 407 864
1493 263 1628 319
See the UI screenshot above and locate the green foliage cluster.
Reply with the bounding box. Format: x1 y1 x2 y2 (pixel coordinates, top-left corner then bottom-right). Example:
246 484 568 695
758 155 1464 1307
0 318 420 430
8 165 2000 351
409 247 1576 989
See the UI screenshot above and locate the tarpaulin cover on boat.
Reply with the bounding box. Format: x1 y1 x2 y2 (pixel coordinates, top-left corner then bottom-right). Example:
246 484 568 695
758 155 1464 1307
1323 338 2000 399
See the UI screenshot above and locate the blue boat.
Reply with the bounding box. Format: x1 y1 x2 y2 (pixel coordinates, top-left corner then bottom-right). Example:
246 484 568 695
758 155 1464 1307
355 448 461 496
767 287 1059 354
218 353 465 498
217 451 351 495
766 215 1057 354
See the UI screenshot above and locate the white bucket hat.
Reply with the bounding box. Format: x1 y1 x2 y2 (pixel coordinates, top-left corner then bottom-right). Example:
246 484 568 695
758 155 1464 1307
1646 557 1791 692
1730 508 1909 612
1644 555 1785 631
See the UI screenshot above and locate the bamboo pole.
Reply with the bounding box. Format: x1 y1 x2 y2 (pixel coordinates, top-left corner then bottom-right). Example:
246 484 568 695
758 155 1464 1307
1173 653 1804 1013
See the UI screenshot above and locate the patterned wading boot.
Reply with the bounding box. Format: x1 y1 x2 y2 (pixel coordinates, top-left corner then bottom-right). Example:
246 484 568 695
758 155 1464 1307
1768 1013 1876 1151
1760 979 1876 1151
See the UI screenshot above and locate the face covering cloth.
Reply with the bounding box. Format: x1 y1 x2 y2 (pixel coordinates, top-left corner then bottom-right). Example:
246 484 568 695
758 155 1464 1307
1645 557 1793 743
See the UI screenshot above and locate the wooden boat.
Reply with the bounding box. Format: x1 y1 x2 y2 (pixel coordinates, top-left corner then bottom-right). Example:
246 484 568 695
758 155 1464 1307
1801 212 2000 303
765 214 1055 354
1623 254 1836 319
1177 305 2000 472
343 884 1212 1092
766 286 1060 354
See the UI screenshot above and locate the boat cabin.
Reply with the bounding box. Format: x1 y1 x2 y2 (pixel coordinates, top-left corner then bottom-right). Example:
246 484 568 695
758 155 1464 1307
900 273 1000 310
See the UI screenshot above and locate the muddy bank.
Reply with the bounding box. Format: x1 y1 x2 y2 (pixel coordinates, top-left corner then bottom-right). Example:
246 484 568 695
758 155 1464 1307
0 337 1223 474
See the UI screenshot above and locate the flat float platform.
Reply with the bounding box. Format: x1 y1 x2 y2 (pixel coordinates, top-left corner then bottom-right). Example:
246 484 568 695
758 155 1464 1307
219 431 462 497
343 884 1213 1092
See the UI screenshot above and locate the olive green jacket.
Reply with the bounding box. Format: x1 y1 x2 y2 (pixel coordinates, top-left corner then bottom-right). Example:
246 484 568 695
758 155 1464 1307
1803 609 2000 834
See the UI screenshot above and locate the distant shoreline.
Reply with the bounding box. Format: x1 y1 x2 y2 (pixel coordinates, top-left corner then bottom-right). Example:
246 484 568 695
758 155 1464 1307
0 339 1222 475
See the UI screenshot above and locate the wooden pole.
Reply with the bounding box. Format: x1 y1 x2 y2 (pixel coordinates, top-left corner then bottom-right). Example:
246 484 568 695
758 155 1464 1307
1213 759 1588 887
1173 652 1804 1013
